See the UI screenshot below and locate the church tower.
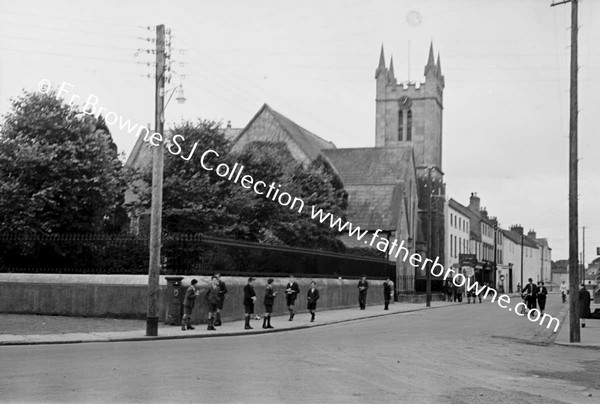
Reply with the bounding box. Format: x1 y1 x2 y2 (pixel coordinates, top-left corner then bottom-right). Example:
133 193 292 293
375 42 444 180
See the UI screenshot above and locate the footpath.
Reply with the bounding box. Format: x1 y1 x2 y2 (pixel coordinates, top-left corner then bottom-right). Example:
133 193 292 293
553 301 600 349
0 301 458 346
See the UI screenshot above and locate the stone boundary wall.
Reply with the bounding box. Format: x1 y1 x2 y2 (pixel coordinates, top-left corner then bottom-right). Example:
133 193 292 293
0 274 386 323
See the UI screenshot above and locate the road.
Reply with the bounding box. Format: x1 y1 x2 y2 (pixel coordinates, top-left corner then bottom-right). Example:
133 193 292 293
1 296 598 403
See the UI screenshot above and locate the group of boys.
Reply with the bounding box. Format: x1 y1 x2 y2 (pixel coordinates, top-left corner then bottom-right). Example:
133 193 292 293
181 274 228 331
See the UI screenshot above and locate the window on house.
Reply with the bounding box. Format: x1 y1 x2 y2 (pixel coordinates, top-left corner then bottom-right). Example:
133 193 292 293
407 110 412 141
398 110 403 141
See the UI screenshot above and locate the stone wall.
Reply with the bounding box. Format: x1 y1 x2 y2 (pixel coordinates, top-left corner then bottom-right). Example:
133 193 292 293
0 274 386 323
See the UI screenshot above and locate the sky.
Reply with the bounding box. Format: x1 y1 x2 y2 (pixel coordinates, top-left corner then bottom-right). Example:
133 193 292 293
0 0 598 262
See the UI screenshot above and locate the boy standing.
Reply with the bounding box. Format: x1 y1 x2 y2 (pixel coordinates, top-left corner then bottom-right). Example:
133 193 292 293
285 275 300 321
243 277 257 330
383 278 392 310
357 275 369 310
307 281 320 322
181 279 200 331
263 278 277 329
205 276 220 331
214 273 228 326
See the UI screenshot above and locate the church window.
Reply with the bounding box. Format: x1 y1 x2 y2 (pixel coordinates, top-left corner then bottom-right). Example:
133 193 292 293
407 110 413 141
398 110 403 141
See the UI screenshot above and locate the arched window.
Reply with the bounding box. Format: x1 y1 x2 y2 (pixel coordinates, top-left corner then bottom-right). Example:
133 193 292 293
398 110 403 141
406 110 412 141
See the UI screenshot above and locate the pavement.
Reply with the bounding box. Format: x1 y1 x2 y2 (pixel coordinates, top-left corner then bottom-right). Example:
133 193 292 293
553 301 600 349
0 300 459 346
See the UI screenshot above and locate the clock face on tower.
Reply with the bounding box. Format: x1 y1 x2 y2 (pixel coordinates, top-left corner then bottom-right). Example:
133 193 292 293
399 96 411 110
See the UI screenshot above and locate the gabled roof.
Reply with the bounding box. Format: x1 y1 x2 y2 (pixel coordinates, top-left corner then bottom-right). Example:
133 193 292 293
321 146 414 185
448 199 471 219
233 104 335 162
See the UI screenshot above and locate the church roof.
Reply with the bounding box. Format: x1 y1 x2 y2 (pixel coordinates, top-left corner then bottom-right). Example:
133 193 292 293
321 147 414 231
321 146 414 185
233 104 336 162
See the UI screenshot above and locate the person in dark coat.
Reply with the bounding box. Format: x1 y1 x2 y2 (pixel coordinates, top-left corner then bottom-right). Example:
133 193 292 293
205 276 220 331
243 277 257 330
579 284 591 328
357 275 369 310
307 281 320 322
285 275 300 321
537 281 548 315
263 278 277 329
444 280 453 302
383 278 392 310
521 278 538 311
181 279 200 331
214 273 228 326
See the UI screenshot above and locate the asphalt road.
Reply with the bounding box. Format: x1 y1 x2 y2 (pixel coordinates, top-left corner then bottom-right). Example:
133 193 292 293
1 296 598 404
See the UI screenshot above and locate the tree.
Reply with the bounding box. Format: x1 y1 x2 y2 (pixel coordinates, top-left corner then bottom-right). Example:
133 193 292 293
130 119 348 251
0 91 128 234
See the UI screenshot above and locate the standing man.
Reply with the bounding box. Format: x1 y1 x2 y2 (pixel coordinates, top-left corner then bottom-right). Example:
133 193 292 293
181 279 200 331
559 280 568 303
243 277 257 330
214 273 228 326
579 283 591 328
205 276 220 331
357 275 369 310
306 281 320 322
521 278 538 312
285 275 300 321
537 282 548 315
383 278 392 310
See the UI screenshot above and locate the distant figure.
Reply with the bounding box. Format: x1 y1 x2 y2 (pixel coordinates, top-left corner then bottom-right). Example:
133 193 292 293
560 280 568 303
262 278 277 329
444 280 453 302
306 281 320 322
537 282 548 315
357 275 369 310
579 284 591 328
181 279 200 331
214 273 228 326
205 276 220 331
521 278 538 312
383 278 392 310
285 275 300 321
243 277 257 330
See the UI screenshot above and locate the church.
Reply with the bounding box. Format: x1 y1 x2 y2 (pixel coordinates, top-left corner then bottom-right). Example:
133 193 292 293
229 43 446 293
126 43 446 295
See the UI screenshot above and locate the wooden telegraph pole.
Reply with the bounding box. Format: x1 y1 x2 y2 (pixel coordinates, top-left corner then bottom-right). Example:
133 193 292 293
426 167 432 307
146 24 166 337
551 0 579 342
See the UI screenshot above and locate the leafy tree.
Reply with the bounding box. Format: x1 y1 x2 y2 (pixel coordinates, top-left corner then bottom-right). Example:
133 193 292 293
130 119 348 251
0 91 128 234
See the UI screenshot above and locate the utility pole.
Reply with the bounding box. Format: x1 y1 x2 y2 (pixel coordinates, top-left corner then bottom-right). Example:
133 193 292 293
551 0 579 343
520 233 524 292
146 24 166 337
582 226 586 282
493 224 497 289
426 167 432 307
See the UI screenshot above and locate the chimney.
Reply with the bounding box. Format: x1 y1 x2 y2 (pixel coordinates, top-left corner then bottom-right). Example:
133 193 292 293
510 224 524 235
469 192 480 213
528 229 537 239
480 207 488 219
227 120 232 129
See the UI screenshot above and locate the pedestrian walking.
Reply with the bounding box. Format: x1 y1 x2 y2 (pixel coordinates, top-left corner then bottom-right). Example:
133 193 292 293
181 279 200 331
444 280 453 302
307 281 320 322
262 278 276 329
383 278 392 310
579 284 591 328
357 275 369 310
285 275 300 321
205 276 220 331
243 277 257 330
214 273 228 326
537 282 548 315
559 280 568 303
521 278 538 311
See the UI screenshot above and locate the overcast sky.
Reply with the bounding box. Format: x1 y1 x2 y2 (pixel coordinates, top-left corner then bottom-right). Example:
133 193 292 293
1 0 598 262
